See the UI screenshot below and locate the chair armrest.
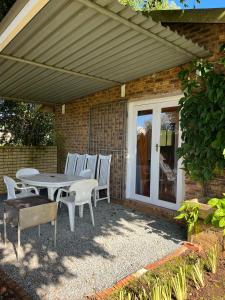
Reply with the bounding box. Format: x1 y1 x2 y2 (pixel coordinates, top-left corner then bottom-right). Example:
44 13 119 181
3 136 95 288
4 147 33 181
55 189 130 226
56 188 70 202
15 181 26 188
15 186 39 195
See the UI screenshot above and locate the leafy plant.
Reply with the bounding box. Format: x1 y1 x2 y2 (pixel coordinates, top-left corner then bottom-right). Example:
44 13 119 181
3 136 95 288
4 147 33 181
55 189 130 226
205 245 218 274
118 0 200 11
171 266 187 300
188 260 205 290
161 281 172 300
177 45 225 196
175 202 200 233
205 196 225 235
150 278 172 300
151 279 162 300
0 100 54 146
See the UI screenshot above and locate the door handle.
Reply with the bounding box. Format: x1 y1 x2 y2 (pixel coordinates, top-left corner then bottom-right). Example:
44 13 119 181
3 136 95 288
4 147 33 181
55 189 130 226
155 144 159 152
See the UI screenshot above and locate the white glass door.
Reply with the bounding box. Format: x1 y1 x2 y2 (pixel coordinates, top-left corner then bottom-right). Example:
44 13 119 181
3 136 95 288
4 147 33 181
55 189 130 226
127 96 183 210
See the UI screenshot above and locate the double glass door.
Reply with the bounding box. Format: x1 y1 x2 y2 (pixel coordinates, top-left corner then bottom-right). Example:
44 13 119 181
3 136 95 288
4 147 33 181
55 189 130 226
127 98 183 210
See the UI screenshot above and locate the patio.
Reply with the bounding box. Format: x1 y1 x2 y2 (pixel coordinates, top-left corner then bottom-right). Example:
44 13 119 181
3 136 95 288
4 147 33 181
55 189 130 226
0 199 185 299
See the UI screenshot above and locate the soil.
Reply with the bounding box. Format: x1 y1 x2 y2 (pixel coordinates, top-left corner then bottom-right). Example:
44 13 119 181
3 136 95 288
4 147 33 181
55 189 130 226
0 268 31 300
108 250 225 300
188 255 225 300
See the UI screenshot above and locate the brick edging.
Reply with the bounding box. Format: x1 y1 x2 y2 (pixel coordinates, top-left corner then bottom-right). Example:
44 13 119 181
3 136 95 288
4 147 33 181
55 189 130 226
87 242 202 300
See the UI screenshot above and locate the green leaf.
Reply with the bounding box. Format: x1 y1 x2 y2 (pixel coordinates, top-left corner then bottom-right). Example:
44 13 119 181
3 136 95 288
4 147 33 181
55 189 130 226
219 217 225 228
214 208 225 217
208 198 219 208
175 213 186 220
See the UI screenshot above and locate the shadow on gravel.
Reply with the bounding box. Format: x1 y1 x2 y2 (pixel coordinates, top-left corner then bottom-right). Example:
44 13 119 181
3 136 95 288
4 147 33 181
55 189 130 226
0 192 185 299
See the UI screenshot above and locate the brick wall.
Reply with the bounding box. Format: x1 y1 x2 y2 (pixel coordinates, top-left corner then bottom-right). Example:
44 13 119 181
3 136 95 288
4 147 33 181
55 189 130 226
55 23 225 201
0 146 57 193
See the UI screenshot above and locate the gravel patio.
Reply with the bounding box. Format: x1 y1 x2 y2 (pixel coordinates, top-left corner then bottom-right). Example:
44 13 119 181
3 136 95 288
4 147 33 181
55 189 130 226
0 200 185 300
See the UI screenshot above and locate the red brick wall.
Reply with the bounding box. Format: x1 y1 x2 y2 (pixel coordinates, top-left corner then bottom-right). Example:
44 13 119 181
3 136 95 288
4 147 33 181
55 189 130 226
55 23 225 201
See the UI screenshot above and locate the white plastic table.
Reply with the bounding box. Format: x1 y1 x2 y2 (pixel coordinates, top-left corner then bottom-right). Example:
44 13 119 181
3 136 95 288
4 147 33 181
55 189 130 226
19 173 84 200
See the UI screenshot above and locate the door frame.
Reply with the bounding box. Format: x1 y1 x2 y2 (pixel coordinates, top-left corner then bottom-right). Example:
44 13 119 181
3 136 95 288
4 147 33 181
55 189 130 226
126 94 184 210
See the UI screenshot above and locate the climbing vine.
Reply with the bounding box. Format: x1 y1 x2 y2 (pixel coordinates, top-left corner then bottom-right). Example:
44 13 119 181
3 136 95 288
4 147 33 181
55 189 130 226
177 45 225 194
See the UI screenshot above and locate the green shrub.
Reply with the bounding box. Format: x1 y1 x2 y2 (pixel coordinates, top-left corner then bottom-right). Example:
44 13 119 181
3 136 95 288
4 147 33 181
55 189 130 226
205 196 225 235
175 202 199 233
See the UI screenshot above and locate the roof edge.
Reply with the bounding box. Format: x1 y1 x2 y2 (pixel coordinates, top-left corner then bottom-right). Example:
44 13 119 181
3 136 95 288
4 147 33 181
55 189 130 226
0 0 29 35
0 0 49 52
150 8 225 24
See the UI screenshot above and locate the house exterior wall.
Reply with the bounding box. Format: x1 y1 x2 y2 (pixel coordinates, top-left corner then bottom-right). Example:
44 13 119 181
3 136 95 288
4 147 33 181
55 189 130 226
55 23 225 202
0 146 57 193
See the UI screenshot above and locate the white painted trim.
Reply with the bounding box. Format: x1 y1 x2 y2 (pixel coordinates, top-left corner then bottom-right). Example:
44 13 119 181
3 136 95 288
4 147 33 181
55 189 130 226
126 94 184 210
0 0 50 52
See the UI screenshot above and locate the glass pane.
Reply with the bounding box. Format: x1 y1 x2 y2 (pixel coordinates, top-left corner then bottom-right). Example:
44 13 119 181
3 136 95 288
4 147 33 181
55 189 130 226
159 107 179 203
136 110 152 197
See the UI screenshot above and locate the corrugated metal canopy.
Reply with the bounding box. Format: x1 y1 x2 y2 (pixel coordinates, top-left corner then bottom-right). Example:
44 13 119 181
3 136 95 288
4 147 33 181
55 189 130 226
0 0 209 104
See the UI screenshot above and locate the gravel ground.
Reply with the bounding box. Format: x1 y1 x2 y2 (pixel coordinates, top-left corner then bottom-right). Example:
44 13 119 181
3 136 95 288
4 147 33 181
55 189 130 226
0 199 185 300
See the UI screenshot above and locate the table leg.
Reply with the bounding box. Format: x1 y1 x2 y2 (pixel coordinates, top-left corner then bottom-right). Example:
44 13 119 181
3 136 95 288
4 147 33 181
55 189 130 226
17 225 21 260
54 220 57 248
48 188 57 225
3 213 7 246
48 188 56 201
38 225 41 237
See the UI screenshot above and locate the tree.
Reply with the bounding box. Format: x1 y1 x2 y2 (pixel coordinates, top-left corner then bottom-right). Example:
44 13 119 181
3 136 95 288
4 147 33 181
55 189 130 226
177 45 225 196
0 0 16 21
118 0 200 11
0 100 54 146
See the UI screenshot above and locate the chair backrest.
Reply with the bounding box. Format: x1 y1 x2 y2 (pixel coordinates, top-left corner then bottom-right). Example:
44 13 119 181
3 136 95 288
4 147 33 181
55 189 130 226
96 154 112 186
84 154 97 179
74 154 86 176
4 176 16 199
16 168 40 179
69 179 98 205
64 153 77 175
79 169 92 179
159 154 175 181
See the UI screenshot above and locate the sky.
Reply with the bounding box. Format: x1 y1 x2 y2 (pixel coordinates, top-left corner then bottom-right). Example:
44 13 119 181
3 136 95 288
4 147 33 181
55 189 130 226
174 0 225 8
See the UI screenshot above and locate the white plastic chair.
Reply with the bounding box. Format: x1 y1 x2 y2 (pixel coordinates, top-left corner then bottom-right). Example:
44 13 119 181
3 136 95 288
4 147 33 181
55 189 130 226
74 154 86 176
94 154 112 207
56 179 98 232
16 168 40 179
79 169 92 179
64 153 77 175
4 176 39 200
84 154 97 179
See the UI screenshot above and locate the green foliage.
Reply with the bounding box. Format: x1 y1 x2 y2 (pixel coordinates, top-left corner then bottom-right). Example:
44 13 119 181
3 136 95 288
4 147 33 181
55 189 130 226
205 195 225 235
171 266 187 300
177 46 225 189
175 202 199 233
0 0 16 21
205 245 218 274
150 278 172 300
0 100 54 146
118 0 179 11
188 260 205 290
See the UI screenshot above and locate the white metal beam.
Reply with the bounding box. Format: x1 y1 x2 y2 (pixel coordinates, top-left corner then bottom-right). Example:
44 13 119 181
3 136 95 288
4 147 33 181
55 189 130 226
0 53 121 84
77 0 199 58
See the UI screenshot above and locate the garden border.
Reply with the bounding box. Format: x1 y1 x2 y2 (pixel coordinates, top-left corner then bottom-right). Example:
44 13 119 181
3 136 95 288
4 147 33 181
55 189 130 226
87 242 202 300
